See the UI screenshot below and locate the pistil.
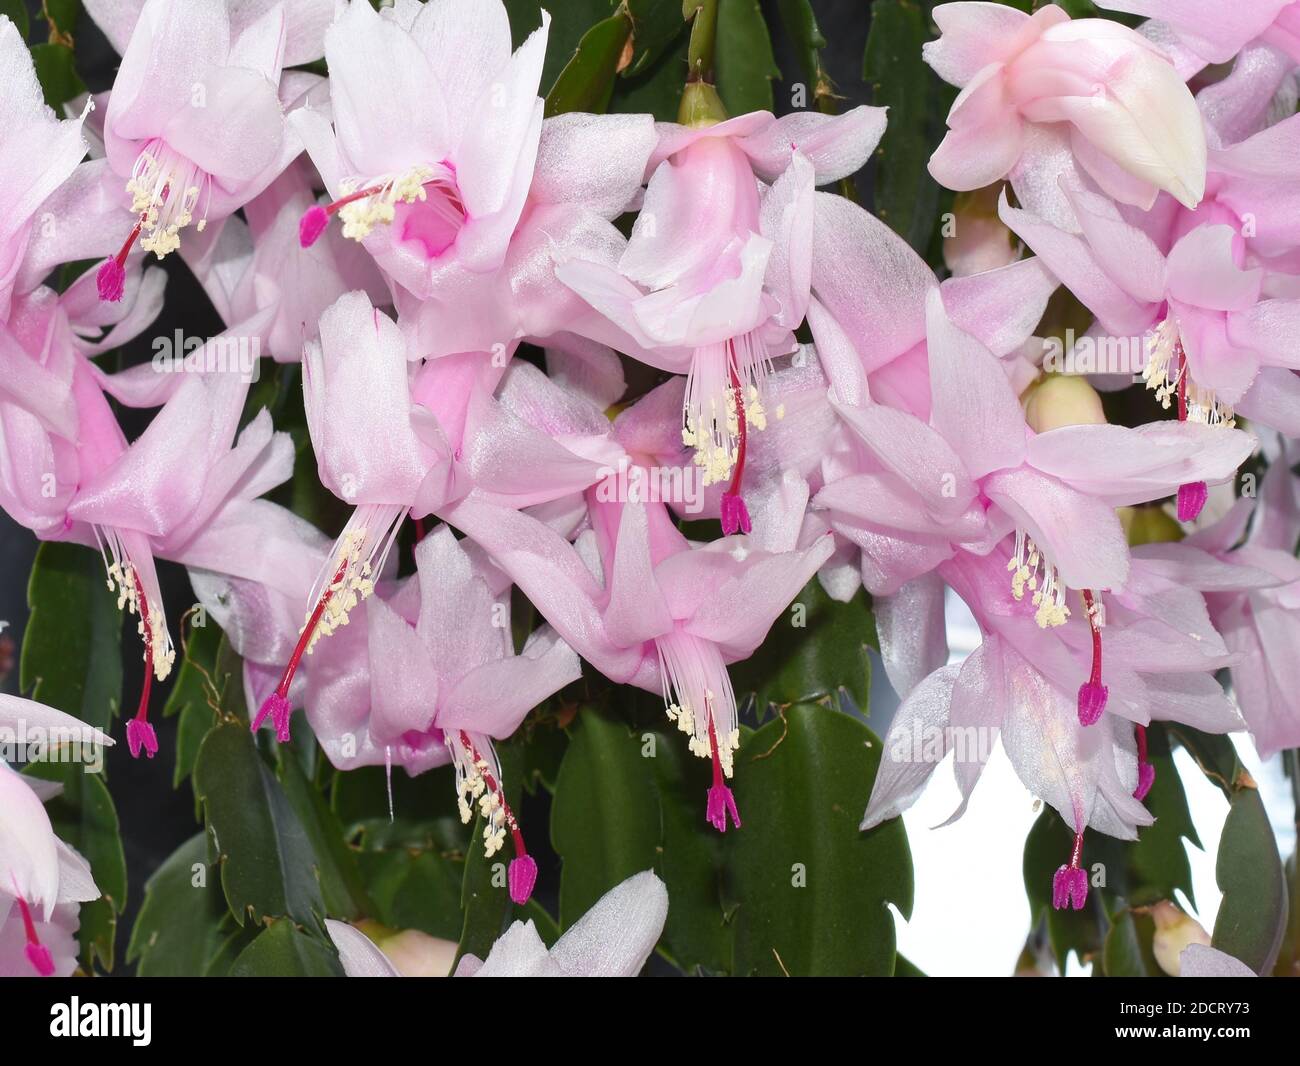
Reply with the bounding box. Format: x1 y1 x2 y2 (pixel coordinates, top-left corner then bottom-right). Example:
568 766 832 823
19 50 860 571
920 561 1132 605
720 364 752 535
16 896 54 976
1077 589 1108 725
1051 831 1088 911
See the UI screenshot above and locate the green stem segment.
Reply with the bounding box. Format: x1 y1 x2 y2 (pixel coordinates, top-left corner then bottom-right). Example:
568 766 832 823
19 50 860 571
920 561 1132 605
685 0 719 85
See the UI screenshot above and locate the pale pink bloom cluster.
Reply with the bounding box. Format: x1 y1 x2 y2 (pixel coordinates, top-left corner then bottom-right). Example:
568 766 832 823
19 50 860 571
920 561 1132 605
1 0 1299 977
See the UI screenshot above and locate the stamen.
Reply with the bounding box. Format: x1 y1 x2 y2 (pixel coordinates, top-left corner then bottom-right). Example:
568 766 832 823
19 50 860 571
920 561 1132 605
252 506 404 743
1145 326 1231 522
1134 724 1155 801
1077 589 1108 726
1051 831 1088 911
682 331 772 489
656 630 742 825
1006 530 1069 627
719 364 752 536
298 165 440 247
94 529 173 756
15 897 55 977
123 140 208 260
450 730 535 904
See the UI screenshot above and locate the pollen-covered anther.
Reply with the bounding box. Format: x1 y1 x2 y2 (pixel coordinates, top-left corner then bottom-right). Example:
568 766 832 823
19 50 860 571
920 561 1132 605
336 165 436 242
1006 530 1069 628
1144 324 1235 427
302 527 376 654
683 332 773 488
125 141 210 259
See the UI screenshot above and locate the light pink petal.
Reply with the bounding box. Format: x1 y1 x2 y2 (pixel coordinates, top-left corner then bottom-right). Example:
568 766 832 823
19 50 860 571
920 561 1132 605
439 626 581 738
875 572 950 699
860 663 961 830
410 0 513 149
758 151 814 329
1064 182 1167 303
531 112 656 217
0 764 60 917
999 647 1103 838
998 189 1157 336
737 105 887 184
1165 225 1263 312
940 256 1059 358
304 292 427 505
832 398 978 522
454 11 548 222
1026 421 1255 506
681 535 836 656
1100 1 1289 65
473 920 560 977
1228 299 1300 372
1234 367 1300 435
366 595 440 745
413 526 508 680
923 2 1036 86
1175 302 1262 406
925 288 1027 479
984 465 1131 590
324 0 446 176
107 0 230 139
604 502 675 648
326 919 401 977
809 191 934 373
929 66 1025 191
548 871 668 977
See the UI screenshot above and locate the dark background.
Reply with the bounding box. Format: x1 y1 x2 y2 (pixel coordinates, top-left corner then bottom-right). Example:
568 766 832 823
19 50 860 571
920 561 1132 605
1 0 884 971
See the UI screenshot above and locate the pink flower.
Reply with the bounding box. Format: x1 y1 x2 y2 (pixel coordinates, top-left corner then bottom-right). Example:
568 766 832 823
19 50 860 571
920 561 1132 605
1000 181 1300 448
557 106 885 532
94 0 297 300
0 275 291 757
184 159 389 361
249 291 619 743
924 3 1207 212
291 2 662 364
316 526 580 903
862 543 1243 911
0 696 109 977
0 16 89 318
1184 444 1300 756
816 289 1253 728
443 484 835 830
291 0 550 294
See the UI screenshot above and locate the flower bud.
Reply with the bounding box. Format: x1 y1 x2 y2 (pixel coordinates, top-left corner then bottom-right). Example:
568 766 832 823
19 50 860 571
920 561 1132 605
1151 901 1211 976
355 920 458 977
1023 374 1107 433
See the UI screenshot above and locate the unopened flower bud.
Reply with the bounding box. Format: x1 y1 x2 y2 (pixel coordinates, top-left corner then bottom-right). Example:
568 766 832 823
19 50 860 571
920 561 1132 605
1024 375 1107 433
1151 901 1211 976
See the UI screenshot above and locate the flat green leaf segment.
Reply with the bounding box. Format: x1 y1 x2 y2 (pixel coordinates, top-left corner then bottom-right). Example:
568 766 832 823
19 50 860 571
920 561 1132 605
549 700 912 976
193 723 326 929
22 542 123 735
